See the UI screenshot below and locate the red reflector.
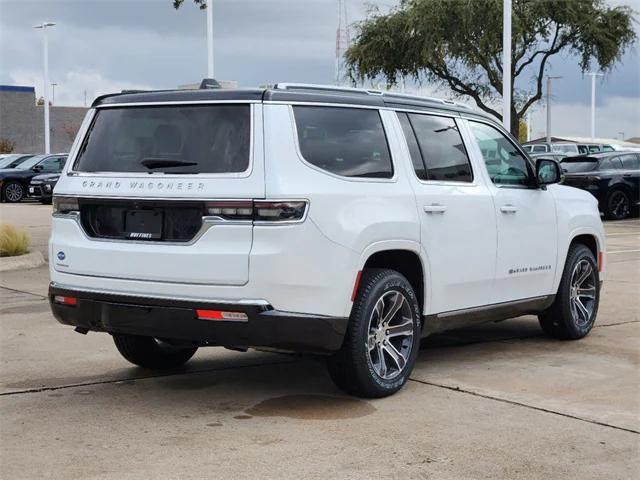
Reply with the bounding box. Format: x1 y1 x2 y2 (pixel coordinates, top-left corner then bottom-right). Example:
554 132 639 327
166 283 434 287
598 251 603 272
351 270 363 301
196 309 248 322
54 295 77 306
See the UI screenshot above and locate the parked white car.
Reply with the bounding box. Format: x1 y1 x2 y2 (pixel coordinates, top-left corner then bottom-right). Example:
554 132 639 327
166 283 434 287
49 84 605 397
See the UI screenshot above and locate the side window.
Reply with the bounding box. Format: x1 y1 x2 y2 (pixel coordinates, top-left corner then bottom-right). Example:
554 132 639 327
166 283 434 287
397 113 427 180
469 121 533 187
293 106 393 178
407 113 473 182
533 145 547 153
598 158 623 170
602 145 615 152
39 157 62 171
620 154 640 170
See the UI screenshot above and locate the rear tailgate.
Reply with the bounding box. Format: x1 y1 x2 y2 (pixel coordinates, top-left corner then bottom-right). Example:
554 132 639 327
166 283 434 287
51 102 264 286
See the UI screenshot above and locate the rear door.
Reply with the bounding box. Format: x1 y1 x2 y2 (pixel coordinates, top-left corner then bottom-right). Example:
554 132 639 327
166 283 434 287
52 102 264 285
397 111 496 314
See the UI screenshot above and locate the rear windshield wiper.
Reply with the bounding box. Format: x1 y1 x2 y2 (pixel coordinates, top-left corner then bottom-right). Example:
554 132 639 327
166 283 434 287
141 158 198 169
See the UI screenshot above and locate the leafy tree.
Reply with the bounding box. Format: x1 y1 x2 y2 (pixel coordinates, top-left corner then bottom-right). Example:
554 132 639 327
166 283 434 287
346 0 637 135
172 0 207 9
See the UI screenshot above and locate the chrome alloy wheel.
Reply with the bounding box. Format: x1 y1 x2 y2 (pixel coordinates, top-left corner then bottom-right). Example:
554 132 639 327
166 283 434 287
4 183 23 202
569 259 597 327
366 290 415 380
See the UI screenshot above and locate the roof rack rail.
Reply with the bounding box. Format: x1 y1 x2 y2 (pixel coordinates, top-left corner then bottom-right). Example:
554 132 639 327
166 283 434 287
274 83 383 96
274 83 473 110
382 91 474 110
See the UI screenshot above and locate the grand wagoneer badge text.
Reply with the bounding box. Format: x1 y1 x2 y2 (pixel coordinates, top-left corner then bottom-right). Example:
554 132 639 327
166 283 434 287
81 181 205 191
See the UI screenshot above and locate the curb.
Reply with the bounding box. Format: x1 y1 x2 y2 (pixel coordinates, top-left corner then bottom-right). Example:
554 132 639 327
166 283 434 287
0 251 46 273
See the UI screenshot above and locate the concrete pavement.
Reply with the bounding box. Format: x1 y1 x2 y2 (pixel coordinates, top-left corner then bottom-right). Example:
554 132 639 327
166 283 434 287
0 208 638 479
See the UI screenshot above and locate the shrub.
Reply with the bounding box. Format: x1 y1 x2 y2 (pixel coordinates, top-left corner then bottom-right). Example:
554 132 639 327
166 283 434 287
0 224 31 257
0 138 15 154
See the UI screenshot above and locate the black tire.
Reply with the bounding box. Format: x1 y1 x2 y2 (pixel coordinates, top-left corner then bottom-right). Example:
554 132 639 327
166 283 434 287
327 269 421 398
113 334 198 369
604 188 630 220
539 244 600 340
2 181 25 203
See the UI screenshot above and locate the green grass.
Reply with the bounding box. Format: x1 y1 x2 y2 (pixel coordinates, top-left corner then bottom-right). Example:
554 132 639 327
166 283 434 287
0 224 31 257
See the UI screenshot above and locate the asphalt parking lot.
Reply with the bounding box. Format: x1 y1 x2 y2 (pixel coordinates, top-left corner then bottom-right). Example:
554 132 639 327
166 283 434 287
0 203 638 479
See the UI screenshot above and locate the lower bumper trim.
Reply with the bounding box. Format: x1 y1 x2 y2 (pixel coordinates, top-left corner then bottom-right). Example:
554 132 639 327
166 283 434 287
49 284 348 354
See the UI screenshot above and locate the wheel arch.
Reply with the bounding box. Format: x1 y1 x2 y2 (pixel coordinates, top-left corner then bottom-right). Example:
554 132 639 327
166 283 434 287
356 242 426 316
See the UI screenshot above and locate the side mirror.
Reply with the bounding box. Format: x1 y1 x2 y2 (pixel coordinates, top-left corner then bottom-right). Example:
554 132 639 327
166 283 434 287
32 164 43 171
536 158 562 187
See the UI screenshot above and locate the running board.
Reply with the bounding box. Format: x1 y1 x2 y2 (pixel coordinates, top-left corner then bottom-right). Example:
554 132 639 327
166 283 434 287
422 295 555 336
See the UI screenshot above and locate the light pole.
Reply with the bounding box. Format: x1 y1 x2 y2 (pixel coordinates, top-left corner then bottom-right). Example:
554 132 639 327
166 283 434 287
502 0 512 132
51 83 57 105
206 1 214 78
545 75 562 144
33 22 56 154
587 72 604 140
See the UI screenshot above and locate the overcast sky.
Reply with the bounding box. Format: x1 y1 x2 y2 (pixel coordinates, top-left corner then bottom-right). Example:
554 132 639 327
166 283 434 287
1 0 639 140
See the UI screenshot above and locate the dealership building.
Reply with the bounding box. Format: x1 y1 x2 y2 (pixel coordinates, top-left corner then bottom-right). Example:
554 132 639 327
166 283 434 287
0 84 88 154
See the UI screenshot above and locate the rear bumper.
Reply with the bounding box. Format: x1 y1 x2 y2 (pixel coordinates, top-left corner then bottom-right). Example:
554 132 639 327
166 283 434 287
49 284 348 354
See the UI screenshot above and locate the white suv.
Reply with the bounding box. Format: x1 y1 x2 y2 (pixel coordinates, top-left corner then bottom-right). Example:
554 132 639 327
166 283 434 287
49 84 605 398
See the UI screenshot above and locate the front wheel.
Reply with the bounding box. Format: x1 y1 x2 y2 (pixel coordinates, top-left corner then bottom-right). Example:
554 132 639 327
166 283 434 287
113 334 198 369
539 244 600 340
327 269 421 398
2 181 25 203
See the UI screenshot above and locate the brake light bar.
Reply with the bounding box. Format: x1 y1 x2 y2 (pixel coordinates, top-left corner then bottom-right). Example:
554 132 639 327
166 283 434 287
205 200 307 223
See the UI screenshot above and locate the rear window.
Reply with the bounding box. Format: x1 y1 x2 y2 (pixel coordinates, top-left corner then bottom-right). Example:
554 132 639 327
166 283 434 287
402 113 473 182
74 105 251 174
293 106 393 178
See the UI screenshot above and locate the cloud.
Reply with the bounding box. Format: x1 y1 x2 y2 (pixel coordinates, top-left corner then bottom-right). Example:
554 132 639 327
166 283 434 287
1 0 637 141
528 95 640 141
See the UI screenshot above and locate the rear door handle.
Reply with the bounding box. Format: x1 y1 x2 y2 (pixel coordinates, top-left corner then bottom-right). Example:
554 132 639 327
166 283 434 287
424 204 447 214
500 204 518 214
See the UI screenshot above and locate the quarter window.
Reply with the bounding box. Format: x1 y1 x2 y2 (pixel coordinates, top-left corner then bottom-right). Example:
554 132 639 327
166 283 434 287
404 113 473 182
293 106 393 178
469 121 533 187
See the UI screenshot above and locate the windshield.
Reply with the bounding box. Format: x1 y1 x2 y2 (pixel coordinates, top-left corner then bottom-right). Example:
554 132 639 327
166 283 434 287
15 155 46 170
561 158 597 173
74 105 251 174
0 155 22 168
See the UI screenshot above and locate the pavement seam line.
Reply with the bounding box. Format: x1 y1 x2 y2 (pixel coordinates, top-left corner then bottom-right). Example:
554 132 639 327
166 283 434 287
0 285 47 299
0 358 297 397
407 377 640 435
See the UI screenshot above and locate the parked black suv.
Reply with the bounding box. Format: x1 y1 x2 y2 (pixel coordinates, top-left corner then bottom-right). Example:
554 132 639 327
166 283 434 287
0 154 67 202
28 173 60 204
561 152 640 220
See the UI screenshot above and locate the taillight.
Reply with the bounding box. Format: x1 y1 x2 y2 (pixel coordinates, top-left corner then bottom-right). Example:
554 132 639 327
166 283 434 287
253 200 307 223
205 201 254 220
53 196 79 214
205 200 308 223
